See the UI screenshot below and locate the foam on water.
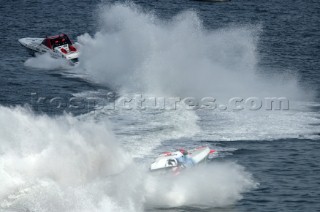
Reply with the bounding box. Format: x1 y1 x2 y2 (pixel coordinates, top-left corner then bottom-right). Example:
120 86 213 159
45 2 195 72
71 91 200 157
24 53 71 70
195 104 320 141
97 107 201 158
75 2 319 143
145 162 257 208
0 106 256 211
78 3 311 100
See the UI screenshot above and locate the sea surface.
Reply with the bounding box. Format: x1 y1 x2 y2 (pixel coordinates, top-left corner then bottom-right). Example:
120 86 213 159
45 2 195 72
0 0 320 211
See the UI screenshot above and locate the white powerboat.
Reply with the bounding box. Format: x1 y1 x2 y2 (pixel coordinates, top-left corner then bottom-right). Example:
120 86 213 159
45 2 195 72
150 146 217 175
19 34 79 65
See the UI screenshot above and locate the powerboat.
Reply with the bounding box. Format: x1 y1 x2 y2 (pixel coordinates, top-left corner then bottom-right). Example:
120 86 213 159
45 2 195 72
150 146 217 175
18 34 79 65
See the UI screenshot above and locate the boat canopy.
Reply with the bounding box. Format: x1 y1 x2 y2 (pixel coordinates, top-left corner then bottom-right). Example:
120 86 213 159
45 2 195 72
42 34 72 49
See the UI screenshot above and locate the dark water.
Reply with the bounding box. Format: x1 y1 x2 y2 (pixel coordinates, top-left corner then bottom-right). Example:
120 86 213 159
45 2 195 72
0 0 320 211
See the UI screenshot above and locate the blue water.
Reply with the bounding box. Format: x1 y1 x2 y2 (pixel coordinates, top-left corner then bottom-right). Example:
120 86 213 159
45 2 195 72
0 0 320 211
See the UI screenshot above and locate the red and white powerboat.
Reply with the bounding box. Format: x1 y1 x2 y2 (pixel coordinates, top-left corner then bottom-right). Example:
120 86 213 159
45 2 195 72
150 146 217 175
19 34 79 65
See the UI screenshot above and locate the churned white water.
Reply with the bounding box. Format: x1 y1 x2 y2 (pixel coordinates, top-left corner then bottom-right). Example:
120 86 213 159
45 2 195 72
12 2 320 212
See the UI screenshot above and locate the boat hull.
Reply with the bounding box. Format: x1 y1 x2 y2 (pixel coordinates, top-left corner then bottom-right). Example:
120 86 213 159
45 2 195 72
150 146 217 174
